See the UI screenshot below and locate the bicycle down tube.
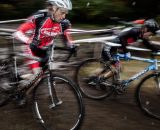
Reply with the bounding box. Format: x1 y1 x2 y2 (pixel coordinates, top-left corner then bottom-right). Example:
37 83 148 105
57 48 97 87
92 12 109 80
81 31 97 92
116 54 160 87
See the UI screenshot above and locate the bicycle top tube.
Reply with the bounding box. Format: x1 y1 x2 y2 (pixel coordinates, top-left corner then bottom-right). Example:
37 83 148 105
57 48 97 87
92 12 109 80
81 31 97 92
115 53 160 64
116 54 160 87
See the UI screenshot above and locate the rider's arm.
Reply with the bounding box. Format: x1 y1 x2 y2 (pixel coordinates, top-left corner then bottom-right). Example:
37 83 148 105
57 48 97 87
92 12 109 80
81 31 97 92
142 38 158 52
64 28 74 47
61 19 74 47
118 34 129 53
13 17 35 44
118 27 139 53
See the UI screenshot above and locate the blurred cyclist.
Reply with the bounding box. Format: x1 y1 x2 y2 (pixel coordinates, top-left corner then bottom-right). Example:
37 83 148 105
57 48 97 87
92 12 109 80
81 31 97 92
102 19 159 62
13 0 73 77
100 19 160 79
12 0 73 106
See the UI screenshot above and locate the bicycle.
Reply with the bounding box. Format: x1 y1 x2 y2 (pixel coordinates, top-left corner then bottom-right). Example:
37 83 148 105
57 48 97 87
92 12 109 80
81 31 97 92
0 39 84 130
75 46 160 120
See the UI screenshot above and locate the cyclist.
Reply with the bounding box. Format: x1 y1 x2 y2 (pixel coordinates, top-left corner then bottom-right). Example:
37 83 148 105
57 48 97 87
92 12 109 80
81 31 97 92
13 0 73 77
100 19 160 79
12 0 73 105
102 19 159 60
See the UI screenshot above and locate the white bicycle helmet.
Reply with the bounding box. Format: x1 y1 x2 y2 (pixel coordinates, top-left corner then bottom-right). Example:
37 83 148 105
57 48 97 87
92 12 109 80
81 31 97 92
47 0 72 10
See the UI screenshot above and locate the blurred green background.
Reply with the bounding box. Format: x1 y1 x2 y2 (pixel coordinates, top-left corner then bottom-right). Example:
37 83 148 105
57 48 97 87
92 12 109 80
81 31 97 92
0 0 160 24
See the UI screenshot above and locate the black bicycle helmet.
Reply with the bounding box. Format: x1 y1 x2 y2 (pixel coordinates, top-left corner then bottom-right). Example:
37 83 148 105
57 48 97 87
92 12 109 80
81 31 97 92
144 19 159 34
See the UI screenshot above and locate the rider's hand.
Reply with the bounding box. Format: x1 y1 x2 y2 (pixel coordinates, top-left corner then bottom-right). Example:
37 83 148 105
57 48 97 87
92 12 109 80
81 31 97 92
124 52 131 59
30 41 48 58
30 41 39 52
69 45 77 54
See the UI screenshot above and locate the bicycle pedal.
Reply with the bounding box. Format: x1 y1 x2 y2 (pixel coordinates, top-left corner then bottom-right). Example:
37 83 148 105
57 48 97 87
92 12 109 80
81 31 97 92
88 82 97 86
17 99 27 107
100 81 112 86
13 95 27 107
115 87 126 95
87 76 102 85
56 100 63 105
49 100 63 109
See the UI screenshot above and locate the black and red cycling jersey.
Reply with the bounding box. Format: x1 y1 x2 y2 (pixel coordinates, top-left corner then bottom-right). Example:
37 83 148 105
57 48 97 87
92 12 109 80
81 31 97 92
13 10 73 69
14 10 60 47
13 9 73 47
102 27 158 61
118 27 158 52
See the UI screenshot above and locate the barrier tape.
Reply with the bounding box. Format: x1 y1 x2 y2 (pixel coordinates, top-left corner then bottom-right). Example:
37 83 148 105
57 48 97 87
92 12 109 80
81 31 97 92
0 19 26 24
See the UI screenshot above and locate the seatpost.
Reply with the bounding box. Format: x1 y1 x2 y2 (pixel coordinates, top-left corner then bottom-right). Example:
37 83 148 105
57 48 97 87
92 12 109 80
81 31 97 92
12 37 18 80
150 52 158 70
48 44 55 70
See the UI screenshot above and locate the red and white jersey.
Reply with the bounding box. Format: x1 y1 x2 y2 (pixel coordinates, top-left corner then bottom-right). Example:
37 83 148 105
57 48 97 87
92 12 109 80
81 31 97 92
13 11 61 48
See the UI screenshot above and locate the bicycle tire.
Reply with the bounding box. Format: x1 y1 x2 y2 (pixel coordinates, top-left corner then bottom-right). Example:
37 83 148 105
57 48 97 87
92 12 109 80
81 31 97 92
32 73 84 130
0 59 15 107
0 88 11 107
136 72 160 120
75 58 115 100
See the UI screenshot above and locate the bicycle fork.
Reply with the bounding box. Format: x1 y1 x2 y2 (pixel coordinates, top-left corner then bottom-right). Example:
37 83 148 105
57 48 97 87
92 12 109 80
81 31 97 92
47 72 62 109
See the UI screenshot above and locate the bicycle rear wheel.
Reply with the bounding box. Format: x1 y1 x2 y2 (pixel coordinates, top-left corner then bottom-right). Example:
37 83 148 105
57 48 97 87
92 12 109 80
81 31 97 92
33 73 84 130
0 88 11 107
0 59 15 106
136 72 160 120
75 58 115 99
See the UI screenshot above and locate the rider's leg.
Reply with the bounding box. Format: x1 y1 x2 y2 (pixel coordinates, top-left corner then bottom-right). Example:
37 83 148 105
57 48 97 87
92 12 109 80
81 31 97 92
22 46 44 80
29 62 42 75
16 56 42 107
99 45 117 79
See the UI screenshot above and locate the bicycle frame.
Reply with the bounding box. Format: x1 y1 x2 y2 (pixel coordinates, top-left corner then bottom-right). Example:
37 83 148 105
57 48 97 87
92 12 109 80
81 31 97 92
114 53 160 87
1 35 76 97
2 45 51 91
16 44 63 107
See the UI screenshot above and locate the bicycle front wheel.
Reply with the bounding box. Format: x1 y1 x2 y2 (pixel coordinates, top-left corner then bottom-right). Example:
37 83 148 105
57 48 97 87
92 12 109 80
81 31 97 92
32 73 84 130
75 58 114 100
136 72 160 120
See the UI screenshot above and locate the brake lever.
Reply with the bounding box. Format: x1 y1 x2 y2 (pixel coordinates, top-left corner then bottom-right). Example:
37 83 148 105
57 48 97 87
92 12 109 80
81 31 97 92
63 44 79 62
